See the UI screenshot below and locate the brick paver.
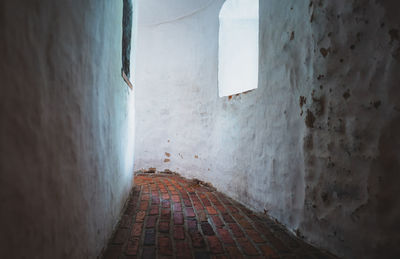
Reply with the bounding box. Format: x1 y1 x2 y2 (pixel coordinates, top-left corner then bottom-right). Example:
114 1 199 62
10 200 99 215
102 173 337 258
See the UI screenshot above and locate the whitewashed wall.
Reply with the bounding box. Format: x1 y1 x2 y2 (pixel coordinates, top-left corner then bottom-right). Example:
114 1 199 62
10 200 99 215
0 1 136 258
135 0 400 258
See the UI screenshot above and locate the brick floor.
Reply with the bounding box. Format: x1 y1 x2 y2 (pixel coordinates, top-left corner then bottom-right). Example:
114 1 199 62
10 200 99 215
102 173 337 259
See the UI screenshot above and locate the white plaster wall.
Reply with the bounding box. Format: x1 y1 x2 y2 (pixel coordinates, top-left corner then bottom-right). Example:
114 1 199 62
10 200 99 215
135 0 225 174
0 0 136 258
135 0 400 258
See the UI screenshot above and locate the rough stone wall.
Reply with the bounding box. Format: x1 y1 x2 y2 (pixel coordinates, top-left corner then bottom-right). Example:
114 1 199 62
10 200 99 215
135 0 400 258
0 1 136 258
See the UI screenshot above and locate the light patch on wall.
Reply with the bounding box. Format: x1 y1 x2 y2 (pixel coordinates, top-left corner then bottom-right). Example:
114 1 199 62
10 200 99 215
218 0 259 97
123 91 136 179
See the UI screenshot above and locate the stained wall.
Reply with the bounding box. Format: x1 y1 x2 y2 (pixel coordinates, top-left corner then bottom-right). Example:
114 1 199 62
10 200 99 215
0 0 136 258
135 0 400 258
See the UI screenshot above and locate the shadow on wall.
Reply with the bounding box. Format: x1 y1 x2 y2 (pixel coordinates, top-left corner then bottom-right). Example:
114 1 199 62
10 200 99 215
367 115 400 257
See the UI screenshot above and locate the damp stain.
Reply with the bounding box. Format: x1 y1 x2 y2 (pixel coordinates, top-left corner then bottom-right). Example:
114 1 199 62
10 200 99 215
320 47 330 57
300 96 307 108
343 90 351 100
305 110 316 128
372 100 381 109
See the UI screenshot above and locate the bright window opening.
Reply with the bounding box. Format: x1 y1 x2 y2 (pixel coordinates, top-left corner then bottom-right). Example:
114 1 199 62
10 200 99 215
218 0 259 97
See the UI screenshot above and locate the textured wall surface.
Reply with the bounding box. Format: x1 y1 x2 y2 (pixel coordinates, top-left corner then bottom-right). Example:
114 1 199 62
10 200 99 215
0 1 136 258
135 0 400 258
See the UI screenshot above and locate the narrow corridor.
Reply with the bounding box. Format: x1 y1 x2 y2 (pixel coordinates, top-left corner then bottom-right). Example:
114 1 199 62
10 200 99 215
103 173 336 259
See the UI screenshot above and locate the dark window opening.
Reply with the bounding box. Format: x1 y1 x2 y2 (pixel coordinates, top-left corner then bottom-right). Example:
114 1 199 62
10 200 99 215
122 0 133 89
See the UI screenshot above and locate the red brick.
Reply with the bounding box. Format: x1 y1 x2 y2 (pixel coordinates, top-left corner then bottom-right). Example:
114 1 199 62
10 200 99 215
174 225 185 240
216 205 227 214
259 244 278 257
194 202 203 211
125 238 139 255
206 206 218 215
131 222 143 237
209 197 220 205
229 223 245 237
228 206 239 213
141 194 150 201
146 216 157 228
222 213 235 223
238 219 253 229
161 209 170 220
237 238 259 255
247 229 264 243
200 195 211 206
144 229 155 245
159 221 170 233
187 219 198 232
185 207 196 218
183 199 192 207
217 228 235 244
190 231 205 248
140 201 149 210
152 196 160 205
172 195 181 203
198 211 207 222
191 196 201 202
103 175 332 259
209 194 222 205
174 212 184 225
174 203 182 212
201 222 215 236
226 247 244 259
207 236 224 254
175 241 191 257
136 211 146 222
158 236 173 255
162 200 170 208
218 196 232 205
149 206 159 215
232 213 244 221
211 215 224 228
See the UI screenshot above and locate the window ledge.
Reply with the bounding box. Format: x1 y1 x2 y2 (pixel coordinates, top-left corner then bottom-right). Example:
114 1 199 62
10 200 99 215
122 71 133 90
